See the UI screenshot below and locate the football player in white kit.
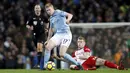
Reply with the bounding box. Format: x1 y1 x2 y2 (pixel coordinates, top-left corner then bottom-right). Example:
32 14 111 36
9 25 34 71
70 36 127 70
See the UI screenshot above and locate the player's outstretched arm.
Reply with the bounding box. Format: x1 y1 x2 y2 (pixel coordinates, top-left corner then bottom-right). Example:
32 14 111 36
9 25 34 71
66 13 73 24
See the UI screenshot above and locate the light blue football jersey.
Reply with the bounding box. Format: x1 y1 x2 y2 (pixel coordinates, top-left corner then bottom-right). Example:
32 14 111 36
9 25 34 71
50 9 70 34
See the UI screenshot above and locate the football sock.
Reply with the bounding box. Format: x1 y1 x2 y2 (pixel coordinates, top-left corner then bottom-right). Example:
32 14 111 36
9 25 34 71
64 53 80 65
104 61 119 69
37 52 42 65
33 56 38 66
40 56 44 70
44 49 51 68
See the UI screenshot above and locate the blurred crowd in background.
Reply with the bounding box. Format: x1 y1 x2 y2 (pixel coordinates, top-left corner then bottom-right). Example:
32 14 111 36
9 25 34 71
0 0 130 69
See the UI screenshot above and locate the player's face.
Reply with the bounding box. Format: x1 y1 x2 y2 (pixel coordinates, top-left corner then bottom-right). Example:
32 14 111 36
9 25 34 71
45 6 54 16
34 5 41 16
77 39 85 49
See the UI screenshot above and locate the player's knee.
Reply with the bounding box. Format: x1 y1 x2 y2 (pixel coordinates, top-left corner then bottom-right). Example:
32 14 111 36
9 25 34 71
39 44 43 48
96 58 106 65
37 43 43 48
101 59 106 64
59 46 68 57
45 43 50 50
45 40 56 51
45 46 51 51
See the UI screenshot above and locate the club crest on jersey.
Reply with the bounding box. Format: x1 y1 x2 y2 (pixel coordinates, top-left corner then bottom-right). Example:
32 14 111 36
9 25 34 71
33 21 37 25
39 18 41 20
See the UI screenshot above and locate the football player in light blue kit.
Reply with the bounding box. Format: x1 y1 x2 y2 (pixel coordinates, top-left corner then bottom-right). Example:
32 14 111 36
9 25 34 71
43 3 82 69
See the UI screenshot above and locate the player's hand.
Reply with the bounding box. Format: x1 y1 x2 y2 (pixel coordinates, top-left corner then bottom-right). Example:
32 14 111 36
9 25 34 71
30 26 33 30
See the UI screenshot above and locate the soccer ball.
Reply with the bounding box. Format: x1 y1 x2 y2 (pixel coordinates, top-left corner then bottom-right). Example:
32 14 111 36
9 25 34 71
45 61 56 70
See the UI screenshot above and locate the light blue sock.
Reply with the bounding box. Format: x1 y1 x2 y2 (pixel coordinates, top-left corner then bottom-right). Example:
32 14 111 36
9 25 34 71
64 53 79 65
43 49 51 68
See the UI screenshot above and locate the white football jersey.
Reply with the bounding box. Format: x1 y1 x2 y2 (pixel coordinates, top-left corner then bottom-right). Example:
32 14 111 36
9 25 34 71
72 46 91 64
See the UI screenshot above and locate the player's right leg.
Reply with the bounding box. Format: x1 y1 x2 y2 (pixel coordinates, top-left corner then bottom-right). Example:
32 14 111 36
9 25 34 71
43 39 56 68
59 45 80 66
96 58 126 70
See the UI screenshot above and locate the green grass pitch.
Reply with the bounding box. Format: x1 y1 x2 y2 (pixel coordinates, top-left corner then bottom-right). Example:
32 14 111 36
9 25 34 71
0 69 129 73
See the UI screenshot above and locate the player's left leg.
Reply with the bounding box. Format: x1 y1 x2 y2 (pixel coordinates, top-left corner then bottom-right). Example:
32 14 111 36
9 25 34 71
37 42 43 65
59 33 82 69
96 58 125 70
32 36 40 68
37 34 46 70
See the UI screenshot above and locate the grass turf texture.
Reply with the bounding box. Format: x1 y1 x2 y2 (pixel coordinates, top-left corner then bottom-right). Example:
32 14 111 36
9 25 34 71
0 69 129 73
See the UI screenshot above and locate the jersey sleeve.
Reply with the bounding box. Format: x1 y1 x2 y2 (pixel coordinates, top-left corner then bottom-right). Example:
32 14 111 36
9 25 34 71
84 46 91 52
57 10 67 17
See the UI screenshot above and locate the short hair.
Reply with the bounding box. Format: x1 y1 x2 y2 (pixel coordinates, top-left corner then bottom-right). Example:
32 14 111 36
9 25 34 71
45 3 53 8
78 36 86 41
34 4 41 8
